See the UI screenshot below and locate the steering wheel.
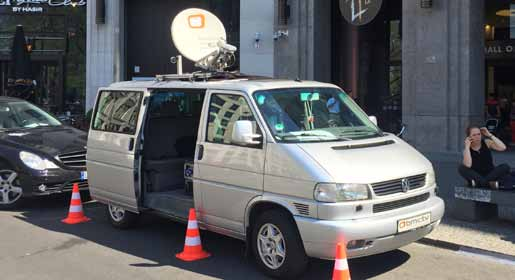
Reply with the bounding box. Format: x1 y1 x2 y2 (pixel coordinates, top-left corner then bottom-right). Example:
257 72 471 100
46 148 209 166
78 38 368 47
328 119 338 128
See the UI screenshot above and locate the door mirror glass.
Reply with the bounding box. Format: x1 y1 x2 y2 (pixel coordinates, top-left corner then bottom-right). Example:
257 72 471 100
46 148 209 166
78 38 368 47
232 120 262 145
368 116 378 126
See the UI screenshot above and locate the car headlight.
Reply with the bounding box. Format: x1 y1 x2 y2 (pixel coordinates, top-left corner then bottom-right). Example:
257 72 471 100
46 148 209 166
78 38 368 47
314 183 370 203
19 151 59 171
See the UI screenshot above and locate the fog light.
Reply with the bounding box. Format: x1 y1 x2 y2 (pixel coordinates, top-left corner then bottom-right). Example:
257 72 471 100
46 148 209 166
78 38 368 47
38 184 47 192
347 240 366 250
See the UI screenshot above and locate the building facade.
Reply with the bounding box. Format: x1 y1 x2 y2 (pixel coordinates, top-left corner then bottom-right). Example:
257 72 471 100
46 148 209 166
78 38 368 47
86 0 514 156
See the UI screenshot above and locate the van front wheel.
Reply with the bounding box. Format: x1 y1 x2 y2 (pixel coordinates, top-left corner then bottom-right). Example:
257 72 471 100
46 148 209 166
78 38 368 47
106 204 138 229
251 210 308 279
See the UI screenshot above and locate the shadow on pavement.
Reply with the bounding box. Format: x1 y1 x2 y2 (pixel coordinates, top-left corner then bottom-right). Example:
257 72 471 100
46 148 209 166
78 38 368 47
11 198 411 280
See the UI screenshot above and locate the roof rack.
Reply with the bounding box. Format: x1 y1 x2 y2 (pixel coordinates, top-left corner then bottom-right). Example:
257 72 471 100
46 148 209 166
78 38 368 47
155 71 271 82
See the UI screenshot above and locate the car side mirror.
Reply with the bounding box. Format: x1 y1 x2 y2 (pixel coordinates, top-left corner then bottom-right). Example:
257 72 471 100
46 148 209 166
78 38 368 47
232 120 262 146
368 116 378 126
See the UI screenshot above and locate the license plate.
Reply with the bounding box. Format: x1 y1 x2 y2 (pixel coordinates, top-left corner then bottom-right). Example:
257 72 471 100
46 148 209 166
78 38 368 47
397 213 431 233
80 171 88 181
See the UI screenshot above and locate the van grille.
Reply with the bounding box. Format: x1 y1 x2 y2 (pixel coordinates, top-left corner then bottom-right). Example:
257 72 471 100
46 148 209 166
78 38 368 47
57 150 87 169
371 174 426 196
293 203 310 216
373 193 430 213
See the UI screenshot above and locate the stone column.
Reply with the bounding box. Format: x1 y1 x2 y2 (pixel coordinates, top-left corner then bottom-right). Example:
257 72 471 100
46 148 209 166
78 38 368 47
402 0 485 155
86 0 125 111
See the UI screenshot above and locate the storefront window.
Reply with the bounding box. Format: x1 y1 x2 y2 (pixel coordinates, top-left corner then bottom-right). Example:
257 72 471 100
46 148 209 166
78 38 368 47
0 5 86 124
484 0 515 145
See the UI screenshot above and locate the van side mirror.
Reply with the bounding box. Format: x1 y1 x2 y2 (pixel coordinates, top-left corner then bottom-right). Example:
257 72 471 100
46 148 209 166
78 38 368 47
368 116 378 126
232 120 262 146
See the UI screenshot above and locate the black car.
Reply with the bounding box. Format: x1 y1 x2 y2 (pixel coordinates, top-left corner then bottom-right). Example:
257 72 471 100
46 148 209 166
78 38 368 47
0 97 88 209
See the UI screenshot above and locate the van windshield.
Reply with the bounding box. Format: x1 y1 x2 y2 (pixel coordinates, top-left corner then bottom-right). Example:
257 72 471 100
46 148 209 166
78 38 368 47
253 88 382 143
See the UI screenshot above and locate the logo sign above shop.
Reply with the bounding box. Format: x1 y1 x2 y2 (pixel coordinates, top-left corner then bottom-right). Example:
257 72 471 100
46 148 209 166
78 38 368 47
339 0 383 26
0 0 86 13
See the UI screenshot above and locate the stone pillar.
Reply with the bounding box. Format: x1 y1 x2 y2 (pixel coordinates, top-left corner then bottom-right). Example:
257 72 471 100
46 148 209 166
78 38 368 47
86 0 125 111
402 0 485 155
274 0 331 82
240 0 275 77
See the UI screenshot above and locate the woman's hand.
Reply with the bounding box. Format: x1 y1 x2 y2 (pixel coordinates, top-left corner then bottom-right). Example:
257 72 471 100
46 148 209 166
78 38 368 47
464 137 472 149
480 127 492 138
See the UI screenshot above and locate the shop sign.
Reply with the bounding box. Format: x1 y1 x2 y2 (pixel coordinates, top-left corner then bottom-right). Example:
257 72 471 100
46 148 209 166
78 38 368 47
485 41 515 59
339 0 383 26
0 0 86 13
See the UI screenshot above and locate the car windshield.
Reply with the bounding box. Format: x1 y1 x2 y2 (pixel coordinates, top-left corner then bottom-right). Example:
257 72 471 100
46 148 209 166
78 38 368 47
0 101 62 130
253 88 382 143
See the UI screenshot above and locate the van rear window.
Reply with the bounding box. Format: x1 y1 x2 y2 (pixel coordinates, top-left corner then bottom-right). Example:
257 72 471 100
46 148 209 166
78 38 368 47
92 91 143 134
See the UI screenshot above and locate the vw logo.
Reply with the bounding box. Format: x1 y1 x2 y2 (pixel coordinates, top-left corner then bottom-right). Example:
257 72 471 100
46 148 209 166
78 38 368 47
401 178 410 192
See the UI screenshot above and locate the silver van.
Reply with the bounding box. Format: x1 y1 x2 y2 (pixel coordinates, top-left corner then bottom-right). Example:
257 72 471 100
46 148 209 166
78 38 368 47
87 74 444 279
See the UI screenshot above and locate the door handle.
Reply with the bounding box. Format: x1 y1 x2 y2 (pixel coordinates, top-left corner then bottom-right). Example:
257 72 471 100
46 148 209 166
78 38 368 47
128 138 135 151
197 144 204 160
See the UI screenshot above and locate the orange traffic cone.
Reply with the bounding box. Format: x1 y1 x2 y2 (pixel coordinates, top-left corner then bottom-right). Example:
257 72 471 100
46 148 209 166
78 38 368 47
332 242 351 280
62 183 91 224
176 208 210 261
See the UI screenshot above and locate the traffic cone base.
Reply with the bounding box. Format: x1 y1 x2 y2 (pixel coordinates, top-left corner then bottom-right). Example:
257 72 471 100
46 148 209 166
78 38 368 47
62 184 90 225
176 208 210 261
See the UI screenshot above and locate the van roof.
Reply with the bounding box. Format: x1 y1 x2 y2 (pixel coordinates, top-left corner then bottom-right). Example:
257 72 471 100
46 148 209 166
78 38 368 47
106 75 340 93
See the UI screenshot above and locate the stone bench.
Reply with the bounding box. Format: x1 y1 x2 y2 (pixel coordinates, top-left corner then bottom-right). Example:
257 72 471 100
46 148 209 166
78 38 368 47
453 186 515 222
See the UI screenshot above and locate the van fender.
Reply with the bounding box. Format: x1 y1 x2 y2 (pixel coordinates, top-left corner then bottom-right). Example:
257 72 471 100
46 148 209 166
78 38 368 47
244 193 298 231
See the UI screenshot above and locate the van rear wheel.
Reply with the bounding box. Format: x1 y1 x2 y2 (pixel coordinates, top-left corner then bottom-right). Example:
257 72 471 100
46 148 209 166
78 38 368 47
251 210 308 279
106 204 138 229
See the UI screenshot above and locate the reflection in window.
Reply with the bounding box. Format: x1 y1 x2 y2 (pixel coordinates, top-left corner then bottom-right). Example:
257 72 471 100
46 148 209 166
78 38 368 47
93 91 142 134
206 94 258 144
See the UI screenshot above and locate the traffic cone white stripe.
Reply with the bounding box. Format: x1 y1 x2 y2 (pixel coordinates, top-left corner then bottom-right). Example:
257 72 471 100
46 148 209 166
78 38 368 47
69 205 83 212
185 236 201 246
187 220 198 229
72 192 81 199
335 259 349 270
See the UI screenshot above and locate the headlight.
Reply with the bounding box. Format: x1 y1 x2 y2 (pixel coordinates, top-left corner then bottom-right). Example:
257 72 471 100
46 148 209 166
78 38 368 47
314 183 370 203
19 151 59 171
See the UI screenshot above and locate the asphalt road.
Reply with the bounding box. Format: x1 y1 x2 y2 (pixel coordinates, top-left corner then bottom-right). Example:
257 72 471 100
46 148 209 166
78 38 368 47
1 195 514 280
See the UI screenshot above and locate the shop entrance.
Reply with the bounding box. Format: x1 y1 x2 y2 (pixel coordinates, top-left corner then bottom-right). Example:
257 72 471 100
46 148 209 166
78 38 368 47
484 0 515 148
331 0 402 133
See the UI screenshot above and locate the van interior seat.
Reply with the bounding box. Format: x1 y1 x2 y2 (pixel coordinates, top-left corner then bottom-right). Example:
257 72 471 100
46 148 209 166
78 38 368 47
144 101 199 192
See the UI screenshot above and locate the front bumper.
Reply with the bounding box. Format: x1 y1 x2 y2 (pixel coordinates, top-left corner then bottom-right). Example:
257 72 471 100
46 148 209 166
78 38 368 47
18 168 88 196
294 195 445 260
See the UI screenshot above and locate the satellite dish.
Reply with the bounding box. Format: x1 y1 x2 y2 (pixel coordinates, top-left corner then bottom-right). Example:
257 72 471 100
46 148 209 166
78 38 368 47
171 8 237 71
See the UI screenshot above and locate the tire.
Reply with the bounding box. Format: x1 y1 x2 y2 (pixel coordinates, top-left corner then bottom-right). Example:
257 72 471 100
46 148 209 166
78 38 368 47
0 162 24 210
251 209 309 279
106 203 138 229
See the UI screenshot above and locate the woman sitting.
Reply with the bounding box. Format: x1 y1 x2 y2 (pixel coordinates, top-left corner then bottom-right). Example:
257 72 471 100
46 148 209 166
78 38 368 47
458 125 511 189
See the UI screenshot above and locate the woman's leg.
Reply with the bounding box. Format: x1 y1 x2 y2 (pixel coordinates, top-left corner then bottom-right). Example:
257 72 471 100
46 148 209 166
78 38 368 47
458 165 488 186
484 164 510 182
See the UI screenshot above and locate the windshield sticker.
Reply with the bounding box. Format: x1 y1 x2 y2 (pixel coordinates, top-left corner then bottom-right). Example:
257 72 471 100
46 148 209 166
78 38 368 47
257 95 266 105
300 92 320 102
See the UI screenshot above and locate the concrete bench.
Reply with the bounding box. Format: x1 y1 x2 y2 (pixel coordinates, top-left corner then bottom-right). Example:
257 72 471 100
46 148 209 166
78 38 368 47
454 186 515 222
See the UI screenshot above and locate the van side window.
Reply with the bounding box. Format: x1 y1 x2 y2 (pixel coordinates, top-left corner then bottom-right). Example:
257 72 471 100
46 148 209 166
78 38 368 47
206 94 261 146
92 91 143 134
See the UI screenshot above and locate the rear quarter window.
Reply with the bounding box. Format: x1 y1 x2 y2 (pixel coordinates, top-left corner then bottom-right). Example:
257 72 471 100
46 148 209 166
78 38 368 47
92 91 143 134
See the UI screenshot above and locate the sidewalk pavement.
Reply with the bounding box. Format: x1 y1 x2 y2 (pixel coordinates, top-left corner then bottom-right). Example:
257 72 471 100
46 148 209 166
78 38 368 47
421 152 515 258
420 216 515 257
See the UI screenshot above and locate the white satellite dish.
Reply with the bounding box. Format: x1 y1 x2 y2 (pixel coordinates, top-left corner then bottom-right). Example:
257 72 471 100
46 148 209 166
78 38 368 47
171 8 237 72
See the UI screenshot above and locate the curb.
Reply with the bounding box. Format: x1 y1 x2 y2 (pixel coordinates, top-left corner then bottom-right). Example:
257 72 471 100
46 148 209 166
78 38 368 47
418 237 515 263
